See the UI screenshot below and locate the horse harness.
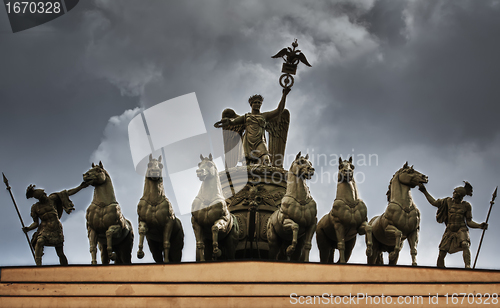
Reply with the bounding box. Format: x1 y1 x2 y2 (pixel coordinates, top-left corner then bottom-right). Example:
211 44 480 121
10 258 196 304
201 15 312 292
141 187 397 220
283 194 313 206
389 201 415 214
339 199 360 209
140 197 167 207
91 201 119 208
194 196 226 208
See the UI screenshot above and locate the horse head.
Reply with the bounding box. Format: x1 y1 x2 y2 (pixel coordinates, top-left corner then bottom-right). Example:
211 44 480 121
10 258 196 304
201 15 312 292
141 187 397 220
338 156 355 183
196 153 218 182
83 161 108 187
396 162 428 188
290 152 315 180
146 154 163 181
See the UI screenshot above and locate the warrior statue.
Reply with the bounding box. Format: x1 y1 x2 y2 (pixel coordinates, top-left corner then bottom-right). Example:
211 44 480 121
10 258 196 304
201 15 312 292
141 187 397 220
214 87 291 168
23 182 89 266
418 181 488 268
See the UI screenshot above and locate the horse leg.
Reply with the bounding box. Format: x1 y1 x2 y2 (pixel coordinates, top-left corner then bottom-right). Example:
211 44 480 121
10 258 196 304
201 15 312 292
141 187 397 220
300 221 317 262
294 238 306 261
106 225 122 261
407 230 419 266
191 216 205 262
316 226 334 263
358 221 373 258
333 221 346 263
267 219 280 261
367 237 380 265
224 220 239 260
385 225 402 265
87 228 98 265
98 241 109 265
344 237 357 263
212 218 227 259
146 238 164 263
162 219 174 263
120 223 134 265
137 220 148 259
282 218 299 258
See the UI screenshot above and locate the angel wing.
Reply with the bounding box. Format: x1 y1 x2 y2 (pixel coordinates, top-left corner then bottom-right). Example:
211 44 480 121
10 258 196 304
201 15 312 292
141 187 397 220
219 108 245 169
266 109 290 168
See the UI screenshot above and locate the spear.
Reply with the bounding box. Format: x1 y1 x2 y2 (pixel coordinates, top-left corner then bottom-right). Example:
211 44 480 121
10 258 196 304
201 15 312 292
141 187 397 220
473 186 497 269
2 173 36 261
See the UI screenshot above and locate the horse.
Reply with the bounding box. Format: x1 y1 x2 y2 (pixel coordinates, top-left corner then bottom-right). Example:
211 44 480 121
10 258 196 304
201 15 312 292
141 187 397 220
84 161 134 265
267 152 317 261
316 157 372 263
368 162 428 266
191 154 239 261
137 154 184 263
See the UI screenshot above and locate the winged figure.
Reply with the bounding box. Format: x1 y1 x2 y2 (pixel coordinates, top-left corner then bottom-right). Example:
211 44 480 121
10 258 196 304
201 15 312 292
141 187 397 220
214 88 291 168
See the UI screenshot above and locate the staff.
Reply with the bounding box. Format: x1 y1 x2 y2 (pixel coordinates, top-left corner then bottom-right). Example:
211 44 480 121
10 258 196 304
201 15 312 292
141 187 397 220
3 173 36 262
473 186 497 269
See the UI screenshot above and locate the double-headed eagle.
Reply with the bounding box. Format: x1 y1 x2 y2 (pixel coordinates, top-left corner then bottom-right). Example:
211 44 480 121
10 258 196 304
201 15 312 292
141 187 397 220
271 39 312 70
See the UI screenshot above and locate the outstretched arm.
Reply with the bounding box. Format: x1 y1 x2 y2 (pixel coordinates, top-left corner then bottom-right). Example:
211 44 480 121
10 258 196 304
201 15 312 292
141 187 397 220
465 204 488 229
216 114 245 127
263 87 291 120
67 181 90 196
418 183 438 207
229 115 245 125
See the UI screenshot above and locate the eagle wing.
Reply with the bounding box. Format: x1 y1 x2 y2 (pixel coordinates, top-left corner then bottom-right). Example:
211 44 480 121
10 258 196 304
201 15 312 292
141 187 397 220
297 52 312 67
271 48 289 59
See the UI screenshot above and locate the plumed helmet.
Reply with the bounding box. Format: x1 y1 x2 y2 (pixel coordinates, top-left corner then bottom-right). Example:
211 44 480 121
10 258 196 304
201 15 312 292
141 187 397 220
26 184 36 199
455 181 473 198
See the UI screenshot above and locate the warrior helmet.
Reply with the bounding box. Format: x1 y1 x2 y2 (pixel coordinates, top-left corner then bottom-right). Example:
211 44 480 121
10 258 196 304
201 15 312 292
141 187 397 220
26 184 36 199
455 181 473 198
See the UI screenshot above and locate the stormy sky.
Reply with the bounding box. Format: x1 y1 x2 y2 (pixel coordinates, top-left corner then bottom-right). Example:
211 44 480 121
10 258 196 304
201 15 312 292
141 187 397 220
1 0 499 269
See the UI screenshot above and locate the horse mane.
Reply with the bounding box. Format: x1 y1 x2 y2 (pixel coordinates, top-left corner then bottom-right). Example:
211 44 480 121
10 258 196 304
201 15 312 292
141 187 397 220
386 167 407 202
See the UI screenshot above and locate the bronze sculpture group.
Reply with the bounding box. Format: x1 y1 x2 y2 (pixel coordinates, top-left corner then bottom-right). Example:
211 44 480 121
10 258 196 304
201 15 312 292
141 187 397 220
11 40 492 269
